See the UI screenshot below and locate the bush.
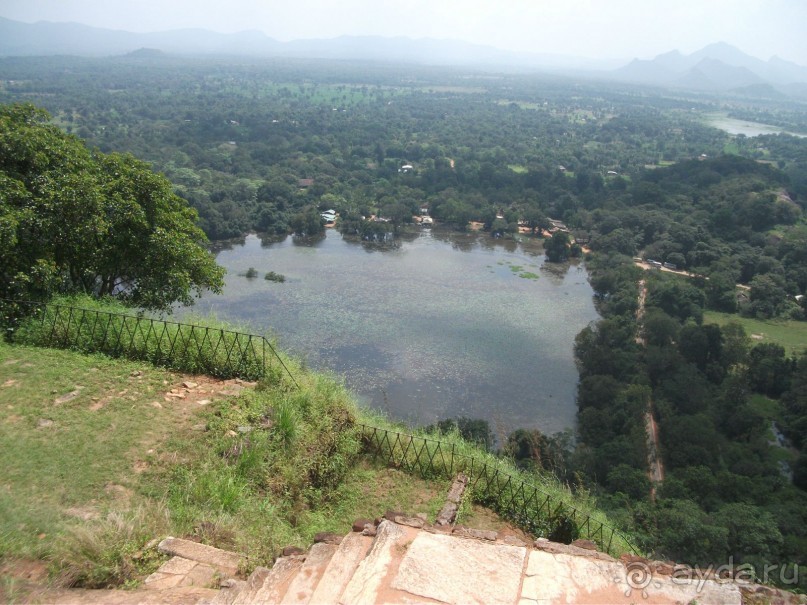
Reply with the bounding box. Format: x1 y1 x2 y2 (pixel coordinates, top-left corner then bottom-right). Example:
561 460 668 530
264 271 286 283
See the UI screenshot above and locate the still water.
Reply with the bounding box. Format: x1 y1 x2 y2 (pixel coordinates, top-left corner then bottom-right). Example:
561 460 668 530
706 113 807 138
191 229 599 436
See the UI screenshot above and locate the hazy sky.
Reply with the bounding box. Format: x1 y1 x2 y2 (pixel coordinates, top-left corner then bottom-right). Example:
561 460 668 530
2 0 806 64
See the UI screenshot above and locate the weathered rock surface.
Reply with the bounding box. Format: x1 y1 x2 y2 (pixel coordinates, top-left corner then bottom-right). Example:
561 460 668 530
393 530 526 604
27 515 806 605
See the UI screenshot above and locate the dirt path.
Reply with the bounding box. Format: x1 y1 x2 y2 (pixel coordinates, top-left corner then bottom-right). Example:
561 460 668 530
635 279 647 346
634 259 751 290
634 278 664 499
644 409 665 500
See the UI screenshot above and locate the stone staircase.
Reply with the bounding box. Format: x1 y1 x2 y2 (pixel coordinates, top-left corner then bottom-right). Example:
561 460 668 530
142 512 794 605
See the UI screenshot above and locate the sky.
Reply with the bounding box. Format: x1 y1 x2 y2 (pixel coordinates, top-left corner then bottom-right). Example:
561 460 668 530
2 0 807 65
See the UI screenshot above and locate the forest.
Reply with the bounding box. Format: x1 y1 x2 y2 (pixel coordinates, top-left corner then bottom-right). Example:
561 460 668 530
2 53 807 587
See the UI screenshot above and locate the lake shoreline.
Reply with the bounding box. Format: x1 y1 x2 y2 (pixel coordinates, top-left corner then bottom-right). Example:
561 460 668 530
188 229 599 436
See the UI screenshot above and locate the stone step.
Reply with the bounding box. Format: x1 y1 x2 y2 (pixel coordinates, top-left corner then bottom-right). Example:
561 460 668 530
158 536 245 576
279 542 338 604
219 567 269 605
392 530 528 604
308 533 373 605
340 520 408 605
251 555 306 604
145 555 220 591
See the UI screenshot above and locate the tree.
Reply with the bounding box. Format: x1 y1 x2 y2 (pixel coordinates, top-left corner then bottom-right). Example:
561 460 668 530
606 464 651 500
705 271 739 313
747 343 792 397
713 503 783 567
544 231 571 262
654 499 728 565
643 309 680 347
747 274 788 319
290 207 325 237
720 321 750 369
0 103 224 310
647 278 705 324
432 417 494 451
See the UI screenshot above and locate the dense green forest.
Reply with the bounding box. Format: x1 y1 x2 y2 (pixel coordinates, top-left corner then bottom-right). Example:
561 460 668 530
2 54 807 587
0 103 223 308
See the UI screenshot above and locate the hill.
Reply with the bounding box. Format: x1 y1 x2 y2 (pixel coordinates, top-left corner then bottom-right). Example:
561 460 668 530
614 42 807 95
0 297 635 597
0 17 621 70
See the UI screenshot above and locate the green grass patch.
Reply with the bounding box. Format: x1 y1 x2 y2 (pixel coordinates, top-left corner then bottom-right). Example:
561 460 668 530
0 339 449 588
518 272 540 280
703 311 807 355
747 393 782 420
507 164 528 174
0 341 175 584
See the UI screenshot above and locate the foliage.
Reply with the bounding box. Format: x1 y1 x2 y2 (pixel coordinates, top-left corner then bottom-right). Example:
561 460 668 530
427 417 495 451
264 271 286 283
0 102 223 310
575 229 807 587
3 55 807 580
363 418 636 555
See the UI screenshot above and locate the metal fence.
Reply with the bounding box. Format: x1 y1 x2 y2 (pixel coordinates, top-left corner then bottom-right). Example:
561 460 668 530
358 423 640 556
1 298 297 385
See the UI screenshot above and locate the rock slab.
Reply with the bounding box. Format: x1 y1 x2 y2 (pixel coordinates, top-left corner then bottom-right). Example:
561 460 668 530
158 537 244 576
392 530 527 605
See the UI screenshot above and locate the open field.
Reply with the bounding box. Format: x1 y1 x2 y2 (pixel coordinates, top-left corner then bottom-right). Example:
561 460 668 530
702 311 807 355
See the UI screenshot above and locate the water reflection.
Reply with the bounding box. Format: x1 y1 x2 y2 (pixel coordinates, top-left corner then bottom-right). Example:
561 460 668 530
190 229 599 436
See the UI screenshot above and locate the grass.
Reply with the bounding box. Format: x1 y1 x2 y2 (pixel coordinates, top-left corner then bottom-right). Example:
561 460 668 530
1 299 640 590
357 410 637 556
0 342 175 583
703 311 807 356
7 294 294 382
0 339 449 589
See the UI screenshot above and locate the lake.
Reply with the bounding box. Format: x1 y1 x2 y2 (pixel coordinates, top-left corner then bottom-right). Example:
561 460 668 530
189 229 599 437
706 113 807 138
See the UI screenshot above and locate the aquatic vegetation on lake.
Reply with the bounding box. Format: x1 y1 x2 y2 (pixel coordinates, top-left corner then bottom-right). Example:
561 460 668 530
189 230 598 435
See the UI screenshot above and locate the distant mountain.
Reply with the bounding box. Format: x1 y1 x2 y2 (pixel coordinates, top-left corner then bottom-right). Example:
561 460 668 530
614 42 807 95
0 18 282 57
676 57 765 90
0 17 622 70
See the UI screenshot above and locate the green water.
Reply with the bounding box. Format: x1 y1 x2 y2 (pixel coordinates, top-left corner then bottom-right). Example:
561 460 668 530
192 229 599 436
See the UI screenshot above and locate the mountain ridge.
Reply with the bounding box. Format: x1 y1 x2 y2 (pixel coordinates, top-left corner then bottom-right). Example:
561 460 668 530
613 41 807 94
2 16 806 93
0 17 620 70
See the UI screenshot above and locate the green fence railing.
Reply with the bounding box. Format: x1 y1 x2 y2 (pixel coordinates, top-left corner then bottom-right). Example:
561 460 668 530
357 423 640 556
1 298 637 555
1 298 297 385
